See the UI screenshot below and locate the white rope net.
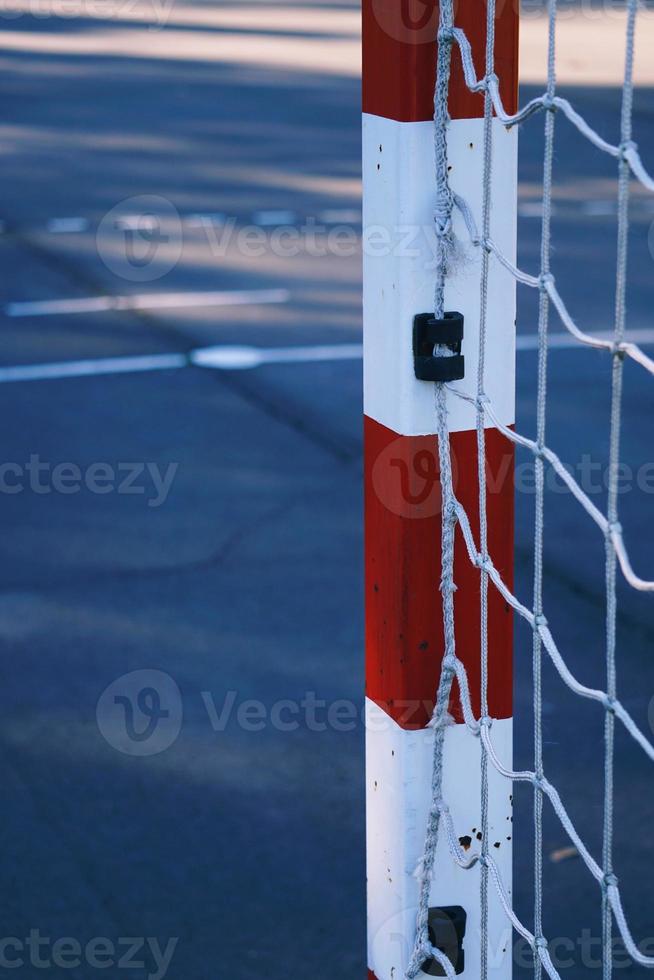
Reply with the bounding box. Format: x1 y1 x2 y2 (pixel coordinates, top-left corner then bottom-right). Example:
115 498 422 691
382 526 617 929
406 1 654 978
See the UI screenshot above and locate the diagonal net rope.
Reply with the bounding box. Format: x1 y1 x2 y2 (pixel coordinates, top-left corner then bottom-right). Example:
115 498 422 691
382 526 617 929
406 0 654 978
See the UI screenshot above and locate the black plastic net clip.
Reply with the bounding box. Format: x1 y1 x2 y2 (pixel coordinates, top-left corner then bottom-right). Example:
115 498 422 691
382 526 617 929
421 906 467 976
413 311 465 382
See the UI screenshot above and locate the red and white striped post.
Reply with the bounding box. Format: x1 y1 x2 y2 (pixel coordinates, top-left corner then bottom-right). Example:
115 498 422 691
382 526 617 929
363 2 519 977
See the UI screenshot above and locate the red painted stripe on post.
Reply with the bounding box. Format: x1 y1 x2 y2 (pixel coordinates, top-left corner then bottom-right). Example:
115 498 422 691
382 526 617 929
362 0 519 123
364 414 514 730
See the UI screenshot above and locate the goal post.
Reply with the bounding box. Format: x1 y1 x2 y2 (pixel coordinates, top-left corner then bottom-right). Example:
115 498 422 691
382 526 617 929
363 2 519 977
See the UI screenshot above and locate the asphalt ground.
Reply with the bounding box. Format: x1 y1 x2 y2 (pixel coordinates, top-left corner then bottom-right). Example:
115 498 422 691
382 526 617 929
0 2 653 978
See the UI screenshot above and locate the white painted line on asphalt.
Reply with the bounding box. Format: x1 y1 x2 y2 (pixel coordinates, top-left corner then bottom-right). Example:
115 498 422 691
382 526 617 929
581 201 615 217
5 288 290 318
8 296 116 316
126 288 290 311
186 213 228 227
252 210 296 226
318 209 361 224
46 217 90 233
518 202 545 218
190 343 364 370
1 329 653 385
0 353 187 383
115 215 158 231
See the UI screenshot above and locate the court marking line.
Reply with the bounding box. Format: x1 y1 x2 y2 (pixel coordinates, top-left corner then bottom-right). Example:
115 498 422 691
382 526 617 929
252 210 297 226
5 288 290 318
4 200 654 241
0 329 652 383
0 353 188 383
47 218 90 233
190 343 364 370
186 213 228 227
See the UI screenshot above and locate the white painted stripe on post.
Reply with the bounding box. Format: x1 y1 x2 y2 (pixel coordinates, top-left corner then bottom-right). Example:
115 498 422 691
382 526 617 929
363 114 517 437
366 699 513 980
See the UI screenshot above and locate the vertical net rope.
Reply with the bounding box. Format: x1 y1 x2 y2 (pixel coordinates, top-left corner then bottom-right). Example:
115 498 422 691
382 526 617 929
405 0 654 977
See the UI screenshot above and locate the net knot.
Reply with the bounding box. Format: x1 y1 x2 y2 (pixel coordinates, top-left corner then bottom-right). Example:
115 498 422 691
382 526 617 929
538 272 554 291
484 72 499 92
534 936 549 951
442 653 457 672
619 139 637 160
611 342 627 361
542 93 557 111
533 613 548 630
532 774 545 790
603 695 618 714
475 552 492 574
476 393 490 411
437 26 455 44
603 872 619 890
607 520 623 537
479 715 493 729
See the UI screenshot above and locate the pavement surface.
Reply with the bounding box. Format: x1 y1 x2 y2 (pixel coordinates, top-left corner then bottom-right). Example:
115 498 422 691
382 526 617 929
0 2 653 978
